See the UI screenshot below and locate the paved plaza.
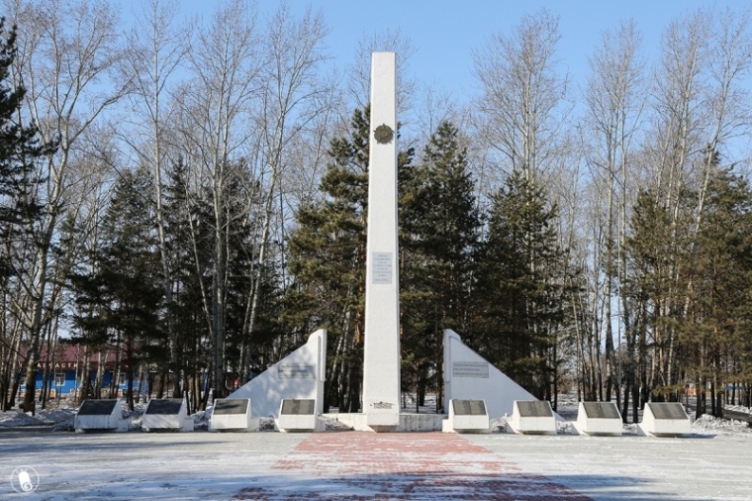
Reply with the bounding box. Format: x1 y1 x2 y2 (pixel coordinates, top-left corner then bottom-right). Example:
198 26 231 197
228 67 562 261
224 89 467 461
1 427 751 500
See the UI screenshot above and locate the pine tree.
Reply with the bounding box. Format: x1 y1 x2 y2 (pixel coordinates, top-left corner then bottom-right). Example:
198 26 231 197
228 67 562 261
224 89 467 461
160 158 213 404
0 19 47 248
682 165 752 417
285 107 370 412
476 170 567 399
70 168 162 410
400 121 480 411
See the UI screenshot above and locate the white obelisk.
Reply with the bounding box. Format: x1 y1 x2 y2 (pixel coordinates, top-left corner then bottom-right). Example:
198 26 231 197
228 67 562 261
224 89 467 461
362 52 400 430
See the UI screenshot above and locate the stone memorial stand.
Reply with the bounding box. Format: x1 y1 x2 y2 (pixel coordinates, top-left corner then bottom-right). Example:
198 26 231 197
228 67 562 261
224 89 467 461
276 399 322 432
210 398 258 432
509 400 557 435
141 398 193 432
442 399 490 433
575 402 623 436
639 402 691 437
74 399 125 432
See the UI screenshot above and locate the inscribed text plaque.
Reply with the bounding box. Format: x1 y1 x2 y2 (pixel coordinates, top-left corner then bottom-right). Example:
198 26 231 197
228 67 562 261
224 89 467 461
372 252 393 284
280 399 315 415
77 400 118 416
452 361 489 378
649 403 688 420
277 364 316 379
517 401 553 418
214 399 249 415
452 399 487 416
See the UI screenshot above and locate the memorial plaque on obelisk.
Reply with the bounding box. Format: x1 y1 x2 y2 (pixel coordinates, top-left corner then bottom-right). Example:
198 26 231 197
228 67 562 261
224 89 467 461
362 52 401 430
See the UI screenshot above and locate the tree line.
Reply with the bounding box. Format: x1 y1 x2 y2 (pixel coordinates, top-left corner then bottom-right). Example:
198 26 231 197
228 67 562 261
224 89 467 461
1 1 752 422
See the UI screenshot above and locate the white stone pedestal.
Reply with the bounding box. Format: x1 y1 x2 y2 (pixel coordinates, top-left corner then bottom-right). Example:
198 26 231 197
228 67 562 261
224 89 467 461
509 400 557 435
276 399 322 432
210 398 258 432
442 399 490 433
74 399 124 432
142 398 193 432
639 402 691 437
575 402 623 436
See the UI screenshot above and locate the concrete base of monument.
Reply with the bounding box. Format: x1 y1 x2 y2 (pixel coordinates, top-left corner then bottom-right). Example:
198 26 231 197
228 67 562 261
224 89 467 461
637 402 692 437
74 399 128 433
574 402 624 436
326 412 446 432
276 415 325 433
441 399 491 433
508 401 558 435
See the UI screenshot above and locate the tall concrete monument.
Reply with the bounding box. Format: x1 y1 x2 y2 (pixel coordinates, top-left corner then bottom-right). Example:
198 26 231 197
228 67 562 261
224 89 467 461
362 52 401 430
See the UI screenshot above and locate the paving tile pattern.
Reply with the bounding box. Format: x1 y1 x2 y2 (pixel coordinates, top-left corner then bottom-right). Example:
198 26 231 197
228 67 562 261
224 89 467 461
234 432 592 500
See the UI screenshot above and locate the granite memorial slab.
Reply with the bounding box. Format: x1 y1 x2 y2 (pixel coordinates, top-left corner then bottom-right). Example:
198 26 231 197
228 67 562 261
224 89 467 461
576 402 623 435
74 399 124 432
77 399 119 416
640 402 691 437
277 399 319 432
443 399 490 433
210 398 257 432
509 400 557 435
142 398 192 432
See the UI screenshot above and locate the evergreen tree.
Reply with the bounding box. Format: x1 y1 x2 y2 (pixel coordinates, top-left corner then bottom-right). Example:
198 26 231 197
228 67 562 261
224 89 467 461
160 158 213 405
626 186 693 402
0 19 48 256
400 121 480 411
682 165 752 417
476 170 568 399
70 168 162 410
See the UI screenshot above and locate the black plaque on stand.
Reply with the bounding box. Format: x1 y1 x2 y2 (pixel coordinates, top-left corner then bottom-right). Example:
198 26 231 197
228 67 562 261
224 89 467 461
77 400 119 416
582 402 621 419
516 401 553 417
214 399 249 415
648 403 688 420
280 399 315 415
452 400 487 416
146 399 183 415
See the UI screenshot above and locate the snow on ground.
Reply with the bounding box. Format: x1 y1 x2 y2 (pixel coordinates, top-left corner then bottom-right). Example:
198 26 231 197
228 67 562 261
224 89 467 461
1 396 752 500
2 422 752 500
0 407 76 428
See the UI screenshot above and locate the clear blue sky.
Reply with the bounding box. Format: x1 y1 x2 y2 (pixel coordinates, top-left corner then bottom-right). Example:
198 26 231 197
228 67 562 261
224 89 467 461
143 0 746 103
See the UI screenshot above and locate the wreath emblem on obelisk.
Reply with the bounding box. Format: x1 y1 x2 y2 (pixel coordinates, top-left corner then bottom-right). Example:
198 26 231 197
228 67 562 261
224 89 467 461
374 124 394 144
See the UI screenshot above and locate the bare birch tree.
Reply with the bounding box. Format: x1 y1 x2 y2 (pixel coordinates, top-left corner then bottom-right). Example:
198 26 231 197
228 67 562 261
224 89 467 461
473 8 569 184
240 3 330 380
176 0 262 397
6 0 129 413
120 0 188 393
582 20 645 414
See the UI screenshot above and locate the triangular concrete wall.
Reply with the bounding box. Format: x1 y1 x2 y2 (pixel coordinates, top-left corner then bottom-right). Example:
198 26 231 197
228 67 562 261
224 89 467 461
228 329 326 418
443 329 537 419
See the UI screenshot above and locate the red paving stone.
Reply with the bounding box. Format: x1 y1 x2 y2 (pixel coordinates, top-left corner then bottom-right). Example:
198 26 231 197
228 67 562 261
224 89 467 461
234 432 593 500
